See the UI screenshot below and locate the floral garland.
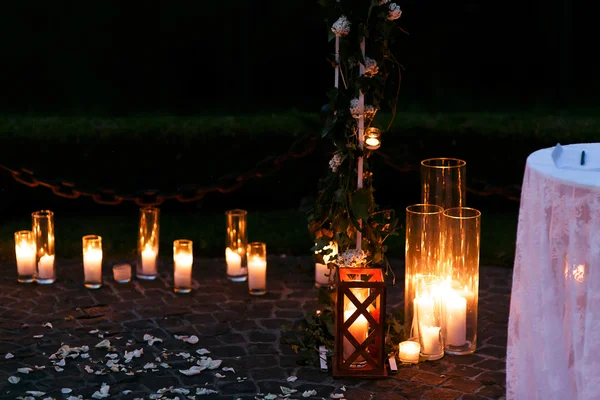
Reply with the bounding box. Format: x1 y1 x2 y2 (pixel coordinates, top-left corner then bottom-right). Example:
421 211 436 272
309 0 404 273
282 0 406 366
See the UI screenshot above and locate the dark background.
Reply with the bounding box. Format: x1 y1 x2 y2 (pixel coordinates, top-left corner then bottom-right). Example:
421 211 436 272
0 0 592 115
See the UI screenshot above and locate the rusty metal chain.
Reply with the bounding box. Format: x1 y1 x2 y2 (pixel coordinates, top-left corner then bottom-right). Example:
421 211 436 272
375 151 522 202
0 133 320 207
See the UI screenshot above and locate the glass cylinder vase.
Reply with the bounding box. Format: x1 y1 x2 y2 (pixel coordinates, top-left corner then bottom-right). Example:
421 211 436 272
247 242 267 295
137 207 160 280
421 158 466 209
225 209 248 282
414 279 444 360
32 210 55 284
405 204 444 339
442 207 481 355
173 239 193 294
82 235 103 289
314 241 338 288
14 230 36 283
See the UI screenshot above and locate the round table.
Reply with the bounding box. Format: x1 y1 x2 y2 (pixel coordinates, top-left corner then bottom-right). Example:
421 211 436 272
507 143 600 400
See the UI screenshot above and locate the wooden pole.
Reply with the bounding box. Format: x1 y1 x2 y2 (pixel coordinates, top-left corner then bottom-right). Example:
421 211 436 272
356 39 365 251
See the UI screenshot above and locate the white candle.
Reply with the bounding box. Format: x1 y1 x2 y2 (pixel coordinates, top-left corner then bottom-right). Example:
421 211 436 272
315 262 330 286
420 325 442 355
113 264 131 283
141 245 157 275
415 295 435 326
365 137 380 148
83 248 103 283
226 247 244 276
248 256 267 291
343 309 369 361
37 254 55 280
16 244 36 276
399 341 420 364
445 293 467 346
174 253 193 289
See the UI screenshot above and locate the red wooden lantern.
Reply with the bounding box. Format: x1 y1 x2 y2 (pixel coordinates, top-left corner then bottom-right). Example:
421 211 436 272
333 267 387 377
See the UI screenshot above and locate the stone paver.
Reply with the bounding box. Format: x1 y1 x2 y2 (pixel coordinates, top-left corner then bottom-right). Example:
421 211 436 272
0 257 510 399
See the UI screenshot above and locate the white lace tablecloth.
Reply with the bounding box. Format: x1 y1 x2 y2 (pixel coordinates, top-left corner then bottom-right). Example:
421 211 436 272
508 143 600 400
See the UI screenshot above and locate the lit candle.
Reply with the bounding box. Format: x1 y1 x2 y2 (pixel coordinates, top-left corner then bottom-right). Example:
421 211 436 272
113 264 131 283
315 262 330 286
83 248 103 286
415 290 443 358
225 247 244 276
420 325 442 355
37 254 55 280
248 256 267 294
16 243 36 277
174 253 193 290
445 292 467 346
365 137 380 148
399 341 420 364
343 309 369 361
141 244 157 276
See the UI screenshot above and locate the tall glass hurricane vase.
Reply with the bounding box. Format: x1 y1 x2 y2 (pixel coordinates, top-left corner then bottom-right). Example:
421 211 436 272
225 209 248 281
32 210 55 284
421 158 466 210
404 204 444 340
442 207 481 355
137 207 160 280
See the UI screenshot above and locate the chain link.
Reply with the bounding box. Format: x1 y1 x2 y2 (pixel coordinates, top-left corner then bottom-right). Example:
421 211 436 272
0 132 320 207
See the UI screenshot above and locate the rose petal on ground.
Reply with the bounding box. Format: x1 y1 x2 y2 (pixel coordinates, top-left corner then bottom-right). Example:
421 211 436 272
302 390 317 397
286 376 298 382
43 322 53 329
89 329 99 334
18 367 33 374
185 335 199 344
179 366 206 376
222 367 235 373
26 391 46 397
56 359 66 367
280 387 297 395
143 363 156 369
95 339 111 349
33 335 44 338
55 366 64 372
215 373 225 378
61 388 72 394
196 348 210 355
8 376 20 384
196 388 219 395
330 394 344 399
5 353 14 359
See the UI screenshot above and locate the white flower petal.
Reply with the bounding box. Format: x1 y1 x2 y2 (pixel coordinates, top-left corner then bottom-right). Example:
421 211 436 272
287 376 298 382
18 367 33 374
43 322 53 329
179 365 206 376
222 367 235 373
215 373 225 378
8 376 21 384
55 366 64 372
281 387 297 395
5 353 14 359
196 388 219 395
61 388 72 394
302 390 317 397
89 329 99 334
143 363 156 369
330 394 345 399
196 348 210 355
33 335 44 339
56 359 66 367
95 339 111 349
25 391 46 397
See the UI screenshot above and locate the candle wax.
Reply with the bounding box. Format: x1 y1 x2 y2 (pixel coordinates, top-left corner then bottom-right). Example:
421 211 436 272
16 243 36 276
83 249 102 283
226 247 245 276
141 245 157 275
248 256 267 290
38 254 55 279
174 253 193 289
445 293 467 346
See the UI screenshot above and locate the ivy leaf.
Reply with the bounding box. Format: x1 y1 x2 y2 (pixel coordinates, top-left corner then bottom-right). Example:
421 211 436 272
351 188 373 221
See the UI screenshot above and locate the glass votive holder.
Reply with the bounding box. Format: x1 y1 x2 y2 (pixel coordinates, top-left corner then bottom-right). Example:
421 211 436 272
113 263 131 283
173 239 193 294
82 235 103 289
247 242 267 296
225 209 248 282
399 340 421 364
32 210 55 284
14 230 36 283
137 207 160 280
364 127 382 150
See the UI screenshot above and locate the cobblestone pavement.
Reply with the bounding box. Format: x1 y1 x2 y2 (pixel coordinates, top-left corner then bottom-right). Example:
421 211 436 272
0 257 510 400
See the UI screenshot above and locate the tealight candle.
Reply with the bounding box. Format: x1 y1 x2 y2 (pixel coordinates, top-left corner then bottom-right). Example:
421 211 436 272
173 239 193 294
14 230 36 283
399 341 420 364
247 242 267 295
113 264 131 283
82 235 103 289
